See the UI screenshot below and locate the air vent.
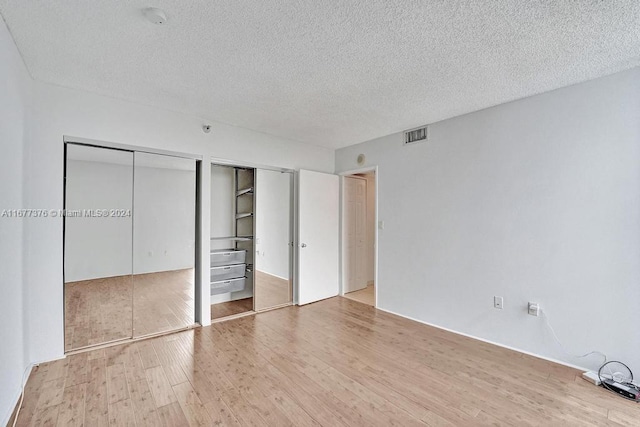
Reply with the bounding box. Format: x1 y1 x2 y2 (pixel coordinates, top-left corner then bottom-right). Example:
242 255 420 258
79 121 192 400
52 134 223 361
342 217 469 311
404 126 428 145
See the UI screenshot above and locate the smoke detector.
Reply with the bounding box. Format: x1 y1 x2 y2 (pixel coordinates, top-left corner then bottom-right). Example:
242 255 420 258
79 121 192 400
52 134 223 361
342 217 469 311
143 7 168 25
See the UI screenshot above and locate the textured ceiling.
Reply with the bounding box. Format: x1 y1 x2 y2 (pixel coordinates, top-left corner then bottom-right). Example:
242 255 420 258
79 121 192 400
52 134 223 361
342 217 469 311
1 1 639 149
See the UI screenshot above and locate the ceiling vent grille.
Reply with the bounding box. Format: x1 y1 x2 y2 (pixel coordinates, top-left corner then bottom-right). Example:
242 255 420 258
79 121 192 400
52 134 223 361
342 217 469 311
404 126 428 145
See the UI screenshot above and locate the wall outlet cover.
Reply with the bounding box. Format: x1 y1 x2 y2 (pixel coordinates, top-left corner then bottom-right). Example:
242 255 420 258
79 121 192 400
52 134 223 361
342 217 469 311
494 296 503 309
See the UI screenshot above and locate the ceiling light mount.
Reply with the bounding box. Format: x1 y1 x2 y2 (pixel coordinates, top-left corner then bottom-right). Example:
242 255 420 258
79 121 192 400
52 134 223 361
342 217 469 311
143 7 167 25
202 124 212 133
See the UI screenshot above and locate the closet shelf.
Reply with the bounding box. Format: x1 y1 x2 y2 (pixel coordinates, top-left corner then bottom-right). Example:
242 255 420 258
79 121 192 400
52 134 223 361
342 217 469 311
210 236 253 241
235 212 253 220
236 187 254 197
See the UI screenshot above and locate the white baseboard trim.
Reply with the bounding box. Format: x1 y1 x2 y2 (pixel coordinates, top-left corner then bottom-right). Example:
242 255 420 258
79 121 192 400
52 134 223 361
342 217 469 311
376 307 588 372
256 270 288 281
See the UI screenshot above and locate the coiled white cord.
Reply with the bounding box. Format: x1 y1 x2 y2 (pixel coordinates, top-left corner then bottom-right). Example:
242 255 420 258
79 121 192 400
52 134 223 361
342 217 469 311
11 363 35 427
542 309 607 366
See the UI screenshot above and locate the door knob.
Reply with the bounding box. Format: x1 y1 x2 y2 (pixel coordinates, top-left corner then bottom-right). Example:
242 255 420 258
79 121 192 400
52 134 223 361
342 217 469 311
301 243 307 248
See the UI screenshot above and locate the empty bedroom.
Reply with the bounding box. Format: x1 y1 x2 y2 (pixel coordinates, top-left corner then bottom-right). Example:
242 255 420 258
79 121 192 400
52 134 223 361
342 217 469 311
1 1 639 426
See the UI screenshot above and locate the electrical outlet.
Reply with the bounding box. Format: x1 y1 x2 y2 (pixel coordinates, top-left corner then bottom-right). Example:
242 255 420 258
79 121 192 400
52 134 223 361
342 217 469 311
494 296 503 309
528 302 540 316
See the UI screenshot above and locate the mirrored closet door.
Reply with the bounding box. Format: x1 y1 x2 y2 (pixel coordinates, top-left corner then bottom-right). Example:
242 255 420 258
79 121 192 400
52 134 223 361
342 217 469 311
64 144 134 351
254 169 292 311
64 144 196 352
132 152 196 337
209 165 292 320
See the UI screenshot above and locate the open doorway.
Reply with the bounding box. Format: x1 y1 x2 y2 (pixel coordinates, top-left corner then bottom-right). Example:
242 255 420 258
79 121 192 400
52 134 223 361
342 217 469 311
341 169 377 307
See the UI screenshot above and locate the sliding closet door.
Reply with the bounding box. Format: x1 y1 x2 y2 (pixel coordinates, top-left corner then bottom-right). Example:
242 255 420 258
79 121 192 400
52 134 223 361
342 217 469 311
64 144 134 351
254 169 293 311
132 152 196 337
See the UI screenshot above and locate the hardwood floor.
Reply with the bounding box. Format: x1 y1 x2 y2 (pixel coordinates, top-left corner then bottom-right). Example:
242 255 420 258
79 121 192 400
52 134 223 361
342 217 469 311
254 270 291 311
20 297 640 426
211 298 254 320
65 269 195 351
65 275 134 350
343 284 375 306
132 269 195 337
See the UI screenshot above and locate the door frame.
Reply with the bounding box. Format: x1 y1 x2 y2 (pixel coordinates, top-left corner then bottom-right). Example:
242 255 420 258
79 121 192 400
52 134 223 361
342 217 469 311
339 166 379 308
342 175 368 294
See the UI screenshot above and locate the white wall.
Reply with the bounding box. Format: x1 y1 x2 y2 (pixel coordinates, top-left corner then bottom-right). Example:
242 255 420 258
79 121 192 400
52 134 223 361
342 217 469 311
22 80 334 366
336 67 640 372
132 158 196 275
0 16 30 426
65 158 133 281
255 169 291 279
65 158 196 282
210 165 235 245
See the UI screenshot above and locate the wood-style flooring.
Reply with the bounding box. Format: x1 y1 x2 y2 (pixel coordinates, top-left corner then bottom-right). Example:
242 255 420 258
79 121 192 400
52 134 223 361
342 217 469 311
211 270 291 320
254 270 291 311
211 298 254 320
343 284 375 306
65 269 194 351
19 297 640 426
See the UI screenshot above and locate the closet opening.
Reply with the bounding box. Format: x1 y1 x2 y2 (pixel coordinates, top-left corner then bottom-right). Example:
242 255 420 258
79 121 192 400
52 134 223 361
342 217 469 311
210 163 293 321
341 168 377 307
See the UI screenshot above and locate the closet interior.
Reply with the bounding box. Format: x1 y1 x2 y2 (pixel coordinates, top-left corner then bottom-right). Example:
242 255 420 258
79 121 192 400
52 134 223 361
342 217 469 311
210 164 293 320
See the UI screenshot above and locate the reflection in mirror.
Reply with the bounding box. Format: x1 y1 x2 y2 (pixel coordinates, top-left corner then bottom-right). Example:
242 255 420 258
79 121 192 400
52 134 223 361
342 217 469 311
132 153 196 337
254 169 292 311
64 144 134 351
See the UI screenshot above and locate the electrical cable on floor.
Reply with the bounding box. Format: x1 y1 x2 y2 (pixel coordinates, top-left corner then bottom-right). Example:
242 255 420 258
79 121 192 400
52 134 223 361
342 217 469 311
12 363 35 427
542 310 607 366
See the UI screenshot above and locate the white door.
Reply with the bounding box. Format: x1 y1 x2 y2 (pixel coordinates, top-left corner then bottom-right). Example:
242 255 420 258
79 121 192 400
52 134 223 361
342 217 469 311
343 176 367 293
298 169 339 305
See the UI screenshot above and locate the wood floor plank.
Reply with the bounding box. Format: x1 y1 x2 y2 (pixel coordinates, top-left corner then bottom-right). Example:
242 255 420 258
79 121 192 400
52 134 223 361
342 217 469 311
108 399 136 427
202 397 241 426
65 353 88 387
156 401 190 427
212 297 254 320
106 363 129 404
128 378 161 426
136 340 161 369
84 358 109 426
162 363 189 386
146 365 178 408
16 297 640 426
31 404 61 427
55 383 86 427
172 381 213 426
35 377 66 409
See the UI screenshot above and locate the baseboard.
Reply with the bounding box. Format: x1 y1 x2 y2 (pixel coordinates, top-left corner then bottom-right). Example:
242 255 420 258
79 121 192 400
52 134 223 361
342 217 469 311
255 270 289 282
376 307 588 372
